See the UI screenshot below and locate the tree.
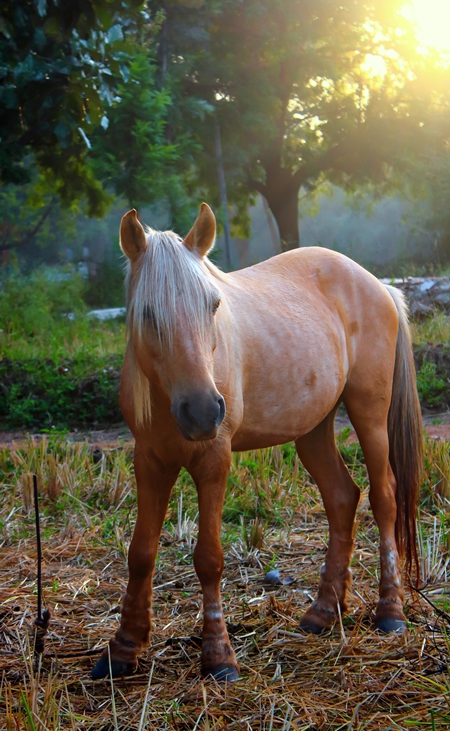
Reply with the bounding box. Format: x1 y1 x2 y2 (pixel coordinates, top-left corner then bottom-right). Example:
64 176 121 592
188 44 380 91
0 0 145 215
405 149 450 264
91 51 208 232
149 0 450 249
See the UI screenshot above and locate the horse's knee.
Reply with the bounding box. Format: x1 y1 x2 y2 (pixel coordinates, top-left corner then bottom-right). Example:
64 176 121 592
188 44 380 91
127 544 157 579
193 541 224 584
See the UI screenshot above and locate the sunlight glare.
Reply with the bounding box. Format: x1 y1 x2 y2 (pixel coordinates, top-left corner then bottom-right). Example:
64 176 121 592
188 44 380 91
404 0 450 52
361 54 387 77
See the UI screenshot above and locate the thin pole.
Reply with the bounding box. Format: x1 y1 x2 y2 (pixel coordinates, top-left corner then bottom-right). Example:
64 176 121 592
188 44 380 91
33 474 50 656
33 474 42 621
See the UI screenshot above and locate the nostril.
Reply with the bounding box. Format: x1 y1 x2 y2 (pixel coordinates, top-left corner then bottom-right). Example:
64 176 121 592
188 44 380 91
180 399 194 424
216 395 226 425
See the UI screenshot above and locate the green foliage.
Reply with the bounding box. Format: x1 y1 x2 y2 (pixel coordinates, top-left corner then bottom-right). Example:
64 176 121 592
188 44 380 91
0 266 86 338
85 253 126 309
0 175 79 265
0 178 129 282
91 51 207 231
411 314 450 347
0 265 126 429
416 360 449 408
0 264 127 359
0 354 122 430
413 152 450 263
0 0 146 213
4 0 450 259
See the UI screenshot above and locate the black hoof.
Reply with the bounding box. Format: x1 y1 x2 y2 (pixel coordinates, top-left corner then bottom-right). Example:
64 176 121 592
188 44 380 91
299 618 327 635
376 617 406 635
91 654 136 680
201 664 239 682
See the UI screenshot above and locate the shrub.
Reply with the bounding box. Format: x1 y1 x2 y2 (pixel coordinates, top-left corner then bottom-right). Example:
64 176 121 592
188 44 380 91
414 345 450 409
84 254 126 309
0 266 86 338
0 355 122 430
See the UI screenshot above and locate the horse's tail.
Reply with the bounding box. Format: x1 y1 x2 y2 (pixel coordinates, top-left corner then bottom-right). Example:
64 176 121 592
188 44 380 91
385 285 423 582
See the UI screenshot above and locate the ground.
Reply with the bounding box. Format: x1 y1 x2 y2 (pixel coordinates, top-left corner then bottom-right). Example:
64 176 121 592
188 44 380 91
0 415 449 729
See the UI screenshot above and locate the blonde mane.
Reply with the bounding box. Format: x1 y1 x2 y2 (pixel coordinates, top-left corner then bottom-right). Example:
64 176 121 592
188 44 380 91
124 227 226 425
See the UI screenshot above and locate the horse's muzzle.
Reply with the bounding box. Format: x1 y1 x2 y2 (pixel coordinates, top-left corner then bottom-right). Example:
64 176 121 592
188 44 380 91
171 392 226 441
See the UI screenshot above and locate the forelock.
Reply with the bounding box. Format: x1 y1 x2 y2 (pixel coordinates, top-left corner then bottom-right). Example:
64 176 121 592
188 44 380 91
125 228 220 347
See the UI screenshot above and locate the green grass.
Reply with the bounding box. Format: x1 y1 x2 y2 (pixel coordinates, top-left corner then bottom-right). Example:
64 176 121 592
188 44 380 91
3 312 448 363
411 313 450 347
0 315 126 362
0 264 126 363
0 266 129 429
0 290 127 429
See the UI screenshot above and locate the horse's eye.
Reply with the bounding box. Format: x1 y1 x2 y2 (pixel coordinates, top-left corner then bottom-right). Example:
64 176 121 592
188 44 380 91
143 305 157 329
212 298 221 314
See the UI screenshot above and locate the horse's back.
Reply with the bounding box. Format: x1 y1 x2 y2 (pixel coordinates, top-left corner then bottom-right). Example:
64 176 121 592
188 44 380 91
230 246 388 306
228 246 398 356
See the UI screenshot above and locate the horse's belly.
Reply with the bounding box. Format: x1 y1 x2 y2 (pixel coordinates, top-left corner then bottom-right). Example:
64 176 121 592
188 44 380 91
230 380 342 451
223 289 349 451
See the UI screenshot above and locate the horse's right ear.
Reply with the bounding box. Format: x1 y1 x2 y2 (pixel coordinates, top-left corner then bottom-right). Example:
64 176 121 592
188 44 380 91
184 203 216 258
120 210 147 261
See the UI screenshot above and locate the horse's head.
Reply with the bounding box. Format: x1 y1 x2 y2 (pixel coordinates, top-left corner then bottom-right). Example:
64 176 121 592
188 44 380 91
121 204 226 441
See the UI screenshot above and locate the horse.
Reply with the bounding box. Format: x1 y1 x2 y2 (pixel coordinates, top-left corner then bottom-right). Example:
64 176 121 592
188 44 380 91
92 203 423 682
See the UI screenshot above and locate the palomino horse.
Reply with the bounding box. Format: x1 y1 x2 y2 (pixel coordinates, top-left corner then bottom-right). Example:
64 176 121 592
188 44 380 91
92 204 423 681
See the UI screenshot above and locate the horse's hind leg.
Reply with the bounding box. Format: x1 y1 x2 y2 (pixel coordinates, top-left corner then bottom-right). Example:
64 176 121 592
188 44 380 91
344 394 406 633
295 409 361 633
92 447 179 679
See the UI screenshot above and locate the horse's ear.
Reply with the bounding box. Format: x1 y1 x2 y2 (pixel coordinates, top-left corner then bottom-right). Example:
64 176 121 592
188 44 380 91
184 203 216 258
120 209 147 261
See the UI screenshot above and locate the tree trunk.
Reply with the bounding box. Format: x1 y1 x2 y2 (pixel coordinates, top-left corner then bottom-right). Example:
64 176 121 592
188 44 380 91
262 170 301 251
215 118 238 270
0 199 55 253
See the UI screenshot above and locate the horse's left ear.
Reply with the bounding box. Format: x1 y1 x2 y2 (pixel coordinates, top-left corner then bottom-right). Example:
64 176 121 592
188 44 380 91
184 203 216 258
120 209 147 261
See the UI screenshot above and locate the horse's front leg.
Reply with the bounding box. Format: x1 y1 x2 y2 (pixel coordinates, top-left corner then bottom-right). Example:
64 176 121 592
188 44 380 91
92 447 179 679
190 449 239 682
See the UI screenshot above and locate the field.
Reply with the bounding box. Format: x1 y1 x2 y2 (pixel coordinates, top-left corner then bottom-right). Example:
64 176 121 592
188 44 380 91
0 430 449 730
0 284 449 729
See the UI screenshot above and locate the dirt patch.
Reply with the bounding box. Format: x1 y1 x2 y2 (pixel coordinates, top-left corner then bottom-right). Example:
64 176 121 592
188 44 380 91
2 412 450 449
1 411 449 450
335 409 450 443
0 424 133 450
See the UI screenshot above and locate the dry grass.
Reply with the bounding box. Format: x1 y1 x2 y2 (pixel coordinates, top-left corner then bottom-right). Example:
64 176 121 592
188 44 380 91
0 435 449 730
